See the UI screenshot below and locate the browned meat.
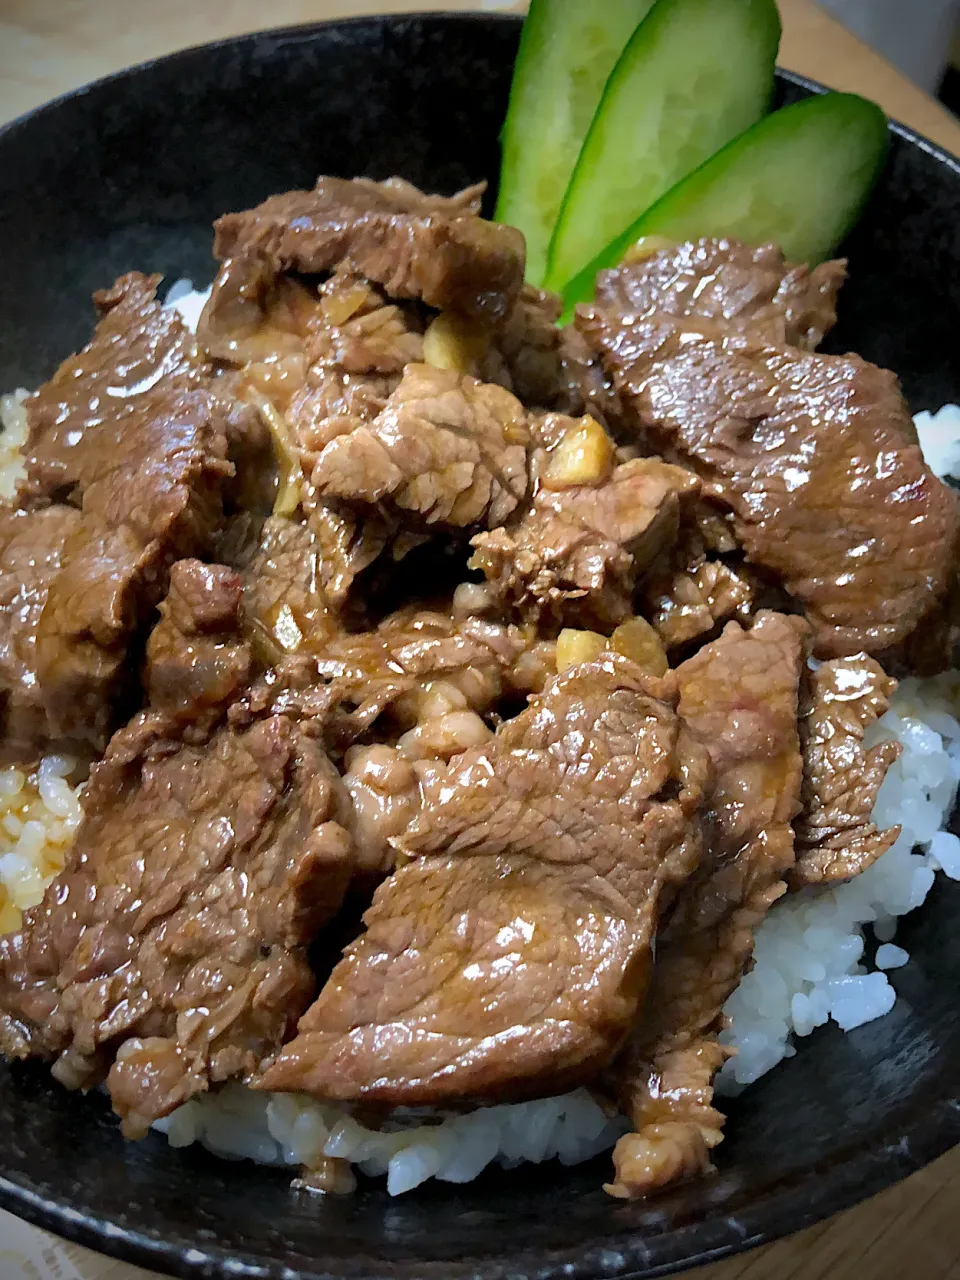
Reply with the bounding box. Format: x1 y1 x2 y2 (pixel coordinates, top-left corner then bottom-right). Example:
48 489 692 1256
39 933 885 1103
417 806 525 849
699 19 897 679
792 656 902 887
316 603 530 735
33 386 232 747
1 273 236 751
639 504 759 653
557 325 626 432
143 560 252 725
579 309 960 660
257 655 709 1105
644 559 757 652
471 457 697 628
0 676 355 1136
290 274 424 433
608 612 805 1198
477 285 586 414
0 506 83 761
20 273 208 505
279 273 428 603
208 177 524 326
220 514 337 661
595 239 845 350
310 363 533 532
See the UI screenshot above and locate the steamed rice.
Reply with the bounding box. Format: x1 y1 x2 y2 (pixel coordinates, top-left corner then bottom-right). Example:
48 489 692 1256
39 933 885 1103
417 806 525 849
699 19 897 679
3 329 960 1194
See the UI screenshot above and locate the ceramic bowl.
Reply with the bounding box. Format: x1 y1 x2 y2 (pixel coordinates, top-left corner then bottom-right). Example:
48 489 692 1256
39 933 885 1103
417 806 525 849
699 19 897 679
1 14 959 1279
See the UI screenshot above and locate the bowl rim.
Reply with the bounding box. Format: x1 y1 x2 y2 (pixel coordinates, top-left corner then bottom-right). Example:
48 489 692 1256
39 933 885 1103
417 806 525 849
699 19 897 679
1 12 959 1280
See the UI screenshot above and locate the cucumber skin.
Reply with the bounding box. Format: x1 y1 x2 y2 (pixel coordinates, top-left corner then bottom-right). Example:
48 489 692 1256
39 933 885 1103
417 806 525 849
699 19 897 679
559 92 890 316
495 0 656 288
543 0 782 293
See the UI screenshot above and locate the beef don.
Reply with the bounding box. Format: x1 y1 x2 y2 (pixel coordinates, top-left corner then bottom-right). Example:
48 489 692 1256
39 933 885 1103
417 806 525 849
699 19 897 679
0 168 952 1207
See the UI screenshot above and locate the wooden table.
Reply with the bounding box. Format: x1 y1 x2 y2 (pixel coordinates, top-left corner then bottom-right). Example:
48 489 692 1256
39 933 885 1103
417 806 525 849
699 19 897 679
1 3 959 1278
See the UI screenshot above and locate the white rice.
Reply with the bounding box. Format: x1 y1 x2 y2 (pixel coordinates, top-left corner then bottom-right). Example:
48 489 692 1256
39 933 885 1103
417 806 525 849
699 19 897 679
717 671 960 1089
164 278 212 334
915 403 960 481
0 389 29 501
3 347 960 1193
154 1084 629 1197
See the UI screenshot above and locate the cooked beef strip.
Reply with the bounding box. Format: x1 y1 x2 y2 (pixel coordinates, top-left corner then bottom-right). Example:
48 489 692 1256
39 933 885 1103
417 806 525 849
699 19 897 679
206 177 524 328
315 603 531 735
578 308 960 660
0 506 83 762
792 656 902 887
643 558 757 652
595 239 845 351
639 502 762 653
471 457 697 629
4 274 235 751
143 559 252 727
311 363 533 533
20 273 208 506
219 513 337 663
279 273 428 604
477 285 588 415
257 655 709 1106
608 612 804 1198
33 386 232 747
0 667 355 1136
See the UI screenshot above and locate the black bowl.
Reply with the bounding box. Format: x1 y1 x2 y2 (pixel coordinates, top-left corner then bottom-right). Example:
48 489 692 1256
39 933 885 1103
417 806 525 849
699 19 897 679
1 14 960 1280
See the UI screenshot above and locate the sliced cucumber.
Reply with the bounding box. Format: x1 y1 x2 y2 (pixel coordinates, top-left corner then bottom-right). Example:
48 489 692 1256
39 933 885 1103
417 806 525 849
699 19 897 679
560 92 889 313
495 0 657 287
544 0 781 293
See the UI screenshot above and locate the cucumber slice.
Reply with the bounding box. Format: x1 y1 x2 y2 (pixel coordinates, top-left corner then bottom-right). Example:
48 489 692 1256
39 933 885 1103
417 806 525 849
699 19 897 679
560 92 889 313
495 0 657 287
544 0 781 293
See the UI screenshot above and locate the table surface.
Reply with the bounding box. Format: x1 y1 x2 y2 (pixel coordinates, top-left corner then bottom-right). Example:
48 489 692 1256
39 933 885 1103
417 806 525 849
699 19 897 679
1 2 959 1278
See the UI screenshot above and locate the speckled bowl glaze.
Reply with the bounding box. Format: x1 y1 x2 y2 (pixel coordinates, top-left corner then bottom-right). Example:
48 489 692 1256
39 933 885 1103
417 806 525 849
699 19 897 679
0 14 959 1280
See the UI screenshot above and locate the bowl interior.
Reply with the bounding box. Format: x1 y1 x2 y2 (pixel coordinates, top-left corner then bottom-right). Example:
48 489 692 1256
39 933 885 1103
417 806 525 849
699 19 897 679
1 14 960 1280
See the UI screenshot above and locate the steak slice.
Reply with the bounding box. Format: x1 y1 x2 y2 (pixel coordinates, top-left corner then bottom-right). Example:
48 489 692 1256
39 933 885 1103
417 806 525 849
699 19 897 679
257 655 709 1107
20 273 208 505
219 514 337 662
5 274 234 751
316 603 531 732
143 559 252 725
0 675 355 1137
579 309 960 659
791 656 902 887
643 558 757 652
594 239 845 351
310 363 533 533
207 177 524 326
284 273 428 604
0 506 82 762
471 456 697 629
608 612 804 1198
33 385 232 746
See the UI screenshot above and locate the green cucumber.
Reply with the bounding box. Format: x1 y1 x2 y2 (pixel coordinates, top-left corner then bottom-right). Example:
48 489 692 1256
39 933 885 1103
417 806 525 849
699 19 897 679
495 0 657 287
543 0 781 293
560 92 889 314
